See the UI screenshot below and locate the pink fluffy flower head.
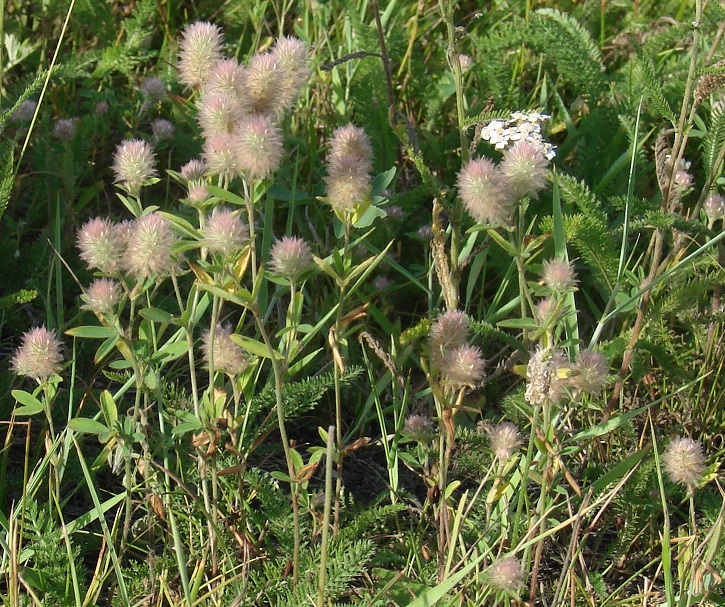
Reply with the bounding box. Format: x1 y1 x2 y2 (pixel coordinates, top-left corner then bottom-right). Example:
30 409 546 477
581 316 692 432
500 140 549 200
178 21 224 88
486 557 526 594
81 278 122 315
203 207 248 257
541 258 578 292
569 350 608 395
202 58 247 104
201 324 248 377
197 93 244 138
329 124 373 174
663 436 705 490
429 309 469 365
122 213 177 279
457 157 514 226
203 134 239 181
486 422 523 461
242 52 285 117
271 36 311 112
233 113 284 180
53 118 78 141
151 118 175 142
77 217 123 273
269 236 313 281
180 159 208 182
441 344 485 389
403 414 435 443
11 326 64 382
325 124 373 214
112 139 157 197
139 77 167 102
704 193 725 225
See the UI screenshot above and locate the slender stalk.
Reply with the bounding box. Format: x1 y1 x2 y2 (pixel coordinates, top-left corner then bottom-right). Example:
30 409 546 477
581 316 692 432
317 425 335 607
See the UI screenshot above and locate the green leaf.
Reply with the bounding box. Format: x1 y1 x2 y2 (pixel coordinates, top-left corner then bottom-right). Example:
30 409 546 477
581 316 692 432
496 317 540 330
12 390 44 415
205 184 246 207
99 390 118 426
371 167 396 196
152 340 190 364
139 307 180 325
68 418 109 435
229 334 282 359
486 228 518 256
66 325 118 339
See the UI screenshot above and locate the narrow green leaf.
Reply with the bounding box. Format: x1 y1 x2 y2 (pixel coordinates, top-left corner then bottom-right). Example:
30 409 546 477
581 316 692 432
68 418 109 435
229 334 282 359
66 325 118 339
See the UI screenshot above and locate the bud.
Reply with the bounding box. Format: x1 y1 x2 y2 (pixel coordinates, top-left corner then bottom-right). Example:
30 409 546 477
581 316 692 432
269 236 313 281
122 212 176 279
201 324 249 376
704 193 725 225
232 113 284 180
663 436 705 490
81 278 122 315
203 207 248 257
95 101 109 115
11 326 64 382
500 140 549 200
486 557 525 594
177 21 224 88
77 217 123 273
456 157 513 226
533 296 560 326
486 422 522 461
112 139 157 197
441 344 485 389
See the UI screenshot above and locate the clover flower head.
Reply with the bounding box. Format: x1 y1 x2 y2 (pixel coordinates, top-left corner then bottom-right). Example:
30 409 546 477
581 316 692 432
232 112 284 180
269 236 313 281
569 350 608 395
525 346 566 406
201 324 249 377
486 557 526 594
203 58 247 103
180 159 208 182
11 99 37 122
243 52 285 116
501 140 549 200
178 21 224 88
11 326 64 382
429 310 469 364
704 193 725 224
82 278 122 315
203 207 248 257
663 436 705 490
541 258 577 292
202 133 239 181
53 118 78 141
441 344 485 389
403 414 435 443
457 157 514 226
112 139 157 197
486 422 522 461
151 118 175 142
139 76 167 101
122 212 176 279
77 217 123 273
197 92 244 138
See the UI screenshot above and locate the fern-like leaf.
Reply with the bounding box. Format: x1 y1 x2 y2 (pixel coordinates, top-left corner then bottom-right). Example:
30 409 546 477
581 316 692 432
635 49 677 126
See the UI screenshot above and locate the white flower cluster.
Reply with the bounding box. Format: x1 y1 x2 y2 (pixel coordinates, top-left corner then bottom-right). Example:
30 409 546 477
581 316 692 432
480 111 556 160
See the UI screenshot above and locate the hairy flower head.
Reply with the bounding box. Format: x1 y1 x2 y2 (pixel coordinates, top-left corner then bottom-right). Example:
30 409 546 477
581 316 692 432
403 414 435 443
11 326 64 382
232 113 284 180
500 140 549 200
11 99 37 123
77 217 123 273
441 344 485 389
197 92 244 138
457 157 513 226
81 278 122 315
329 124 373 174
53 118 78 141
663 436 705 490
112 139 157 197
569 350 608 396
202 58 247 105
242 52 285 117
202 134 239 181
203 207 248 257
429 310 469 365
486 557 525 594
180 159 208 182
486 422 523 461
122 213 176 279
201 324 248 376
704 193 725 225
269 236 313 281
151 118 175 142
139 76 167 102
178 21 224 88
525 346 566 406
271 36 311 112
541 258 577 292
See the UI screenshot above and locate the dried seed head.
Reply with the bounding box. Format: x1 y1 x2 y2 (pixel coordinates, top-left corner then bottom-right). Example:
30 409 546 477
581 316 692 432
112 139 157 197
232 113 284 180
541 258 577 292
203 207 248 257
457 157 514 226
197 92 244 138
77 217 123 273
486 422 522 461
81 278 122 315
441 344 485 389
569 350 608 395
11 326 64 382
269 236 313 281
122 213 177 279
663 436 705 490
201 324 248 376
486 557 526 594
500 140 549 200
178 21 224 88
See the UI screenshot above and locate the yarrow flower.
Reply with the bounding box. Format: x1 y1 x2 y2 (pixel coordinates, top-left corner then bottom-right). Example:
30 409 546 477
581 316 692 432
178 21 224 88
203 207 248 257
663 436 705 491
480 110 556 160
501 140 549 200
325 124 373 214
233 113 284 180
122 213 177 279
269 236 314 281
11 326 64 382
201 324 248 376
77 217 123 273
81 278 122 315
112 139 157 197
457 158 513 226
486 557 526 594
486 422 522 461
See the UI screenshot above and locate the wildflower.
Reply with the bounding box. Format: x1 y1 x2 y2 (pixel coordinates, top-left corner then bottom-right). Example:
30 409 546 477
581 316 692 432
203 207 248 257
232 113 284 180
271 36 310 112
525 346 566 406
151 118 175 142
704 193 725 225
81 278 122 315
95 101 109 115
501 140 549 200
186 183 210 206
403 414 434 443
180 159 208 182
122 213 176 279
202 133 239 181
269 236 313 281
11 326 64 382
203 58 248 104
243 52 285 117
418 225 433 240
486 422 522 461
328 124 373 174
325 125 373 213
139 76 167 102
53 118 77 141
663 436 705 490
11 99 36 122
457 54 474 72
197 93 244 138
480 110 556 160
534 296 560 326
386 205 405 219
201 324 248 376
486 557 526 594
569 350 608 395
77 217 122 273
112 139 157 197
372 276 390 291
178 21 224 88
441 344 485 389
541 259 577 292
457 157 514 226
429 309 469 365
